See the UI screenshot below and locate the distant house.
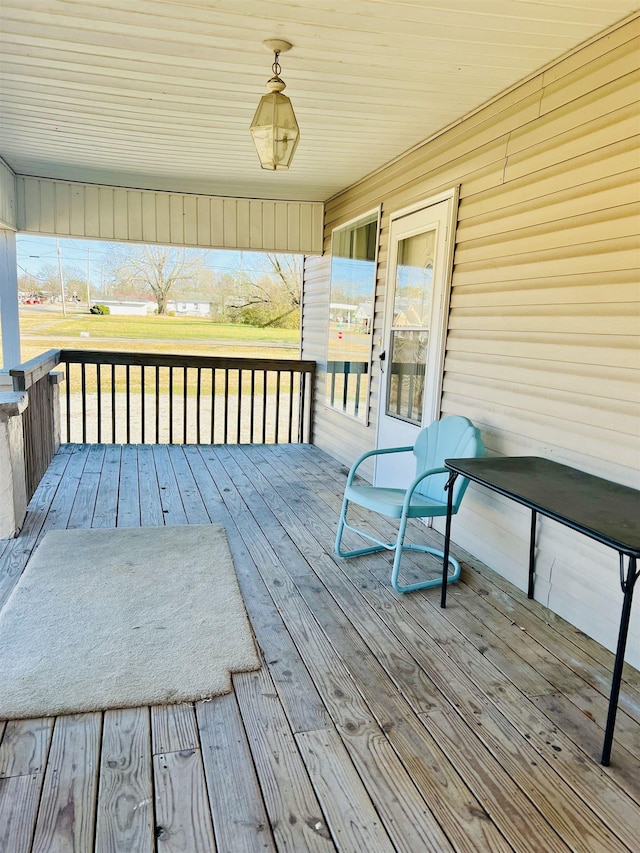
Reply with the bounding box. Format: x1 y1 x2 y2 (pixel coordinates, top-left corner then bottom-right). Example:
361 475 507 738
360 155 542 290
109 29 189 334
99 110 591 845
167 299 211 317
355 302 373 331
329 302 358 325
100 300 150 316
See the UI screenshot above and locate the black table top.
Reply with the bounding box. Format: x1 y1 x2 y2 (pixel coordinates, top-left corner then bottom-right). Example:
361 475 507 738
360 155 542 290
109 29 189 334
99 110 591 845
445 456 640 556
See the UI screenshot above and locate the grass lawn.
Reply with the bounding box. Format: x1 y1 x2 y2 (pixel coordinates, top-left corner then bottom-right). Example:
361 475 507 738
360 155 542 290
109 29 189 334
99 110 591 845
17 308 300 345
1 308 300 368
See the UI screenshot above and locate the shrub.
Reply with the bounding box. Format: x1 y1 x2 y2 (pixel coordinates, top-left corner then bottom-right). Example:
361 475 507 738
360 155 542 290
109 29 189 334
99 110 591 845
90 304 110 315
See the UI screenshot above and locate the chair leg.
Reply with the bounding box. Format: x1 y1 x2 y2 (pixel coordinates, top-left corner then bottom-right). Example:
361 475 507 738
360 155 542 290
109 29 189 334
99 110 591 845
390 514 409 591
334 496 351 556
390 515 462 593
335 498 391 559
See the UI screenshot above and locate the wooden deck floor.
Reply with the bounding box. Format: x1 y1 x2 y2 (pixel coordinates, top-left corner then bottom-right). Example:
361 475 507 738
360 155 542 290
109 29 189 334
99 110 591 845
0 442 638 853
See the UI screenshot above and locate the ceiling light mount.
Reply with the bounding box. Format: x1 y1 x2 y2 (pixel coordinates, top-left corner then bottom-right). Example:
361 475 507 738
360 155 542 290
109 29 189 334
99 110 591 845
250 39 300 171
262 38 293 55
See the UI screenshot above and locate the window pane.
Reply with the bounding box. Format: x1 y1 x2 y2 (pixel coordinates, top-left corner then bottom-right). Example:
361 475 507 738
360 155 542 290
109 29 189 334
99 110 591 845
393 231 435 328
386 330 428 424
326 211 378 420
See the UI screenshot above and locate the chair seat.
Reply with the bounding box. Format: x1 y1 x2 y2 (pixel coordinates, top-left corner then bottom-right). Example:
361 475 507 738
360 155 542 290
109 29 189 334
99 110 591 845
345 484 449 519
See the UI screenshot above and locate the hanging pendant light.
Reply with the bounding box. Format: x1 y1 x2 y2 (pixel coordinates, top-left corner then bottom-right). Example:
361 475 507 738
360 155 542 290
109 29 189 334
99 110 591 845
250 39 300 171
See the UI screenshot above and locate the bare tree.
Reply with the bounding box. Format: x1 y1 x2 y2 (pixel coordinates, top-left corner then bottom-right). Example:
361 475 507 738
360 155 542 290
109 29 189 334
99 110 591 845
266 254 302 321
230 253 302 327
22 262 86 303
111 245 202 314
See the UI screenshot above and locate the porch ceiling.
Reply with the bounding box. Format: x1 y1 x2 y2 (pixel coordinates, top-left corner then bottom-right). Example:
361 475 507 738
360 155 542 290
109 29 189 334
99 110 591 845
0 1 638 203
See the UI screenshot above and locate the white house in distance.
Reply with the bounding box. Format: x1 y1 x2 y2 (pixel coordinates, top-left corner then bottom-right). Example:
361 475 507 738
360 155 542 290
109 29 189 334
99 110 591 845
99 300 150 316
0 4 638 669
167 299 212 317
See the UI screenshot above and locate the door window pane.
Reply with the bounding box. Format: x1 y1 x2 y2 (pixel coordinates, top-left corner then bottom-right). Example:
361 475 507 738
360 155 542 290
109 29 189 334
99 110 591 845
393 231 434 327
386 228 435 425
387 330 428 423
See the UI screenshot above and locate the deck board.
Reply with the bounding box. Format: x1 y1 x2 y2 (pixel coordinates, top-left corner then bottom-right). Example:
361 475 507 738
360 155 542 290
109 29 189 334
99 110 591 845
92 444 122 528
234 668 335 852
68 444 105 529
196 693 277 853
0 718 53 779
0 774 43 853
94 708 154 853
293 727 397 853
153 748 216 853
0 443 638 852
31 712 102 853
116 444 141 528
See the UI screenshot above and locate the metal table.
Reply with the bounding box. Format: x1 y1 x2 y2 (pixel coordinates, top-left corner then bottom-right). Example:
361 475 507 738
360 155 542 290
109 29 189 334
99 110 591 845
441 456 640 766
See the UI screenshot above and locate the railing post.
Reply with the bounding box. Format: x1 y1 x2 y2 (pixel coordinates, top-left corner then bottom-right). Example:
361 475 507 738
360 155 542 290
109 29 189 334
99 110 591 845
0 391 29 537
307 363 315 444
9 349 63 503
49 371 64 454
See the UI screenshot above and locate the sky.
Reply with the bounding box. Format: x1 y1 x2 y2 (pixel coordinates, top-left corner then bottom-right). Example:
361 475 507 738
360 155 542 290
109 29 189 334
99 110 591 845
16 235 279 288
17 236 102 278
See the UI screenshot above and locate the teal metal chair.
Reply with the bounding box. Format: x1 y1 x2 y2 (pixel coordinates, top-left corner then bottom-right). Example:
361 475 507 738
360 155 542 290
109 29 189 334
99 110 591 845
335 415 484 593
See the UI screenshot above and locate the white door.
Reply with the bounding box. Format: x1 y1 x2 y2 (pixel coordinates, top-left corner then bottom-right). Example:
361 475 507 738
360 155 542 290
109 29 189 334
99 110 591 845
375 196 455 487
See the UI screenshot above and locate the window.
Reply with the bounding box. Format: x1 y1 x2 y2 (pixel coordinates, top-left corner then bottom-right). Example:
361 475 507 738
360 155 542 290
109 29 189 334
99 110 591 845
325 209 379 420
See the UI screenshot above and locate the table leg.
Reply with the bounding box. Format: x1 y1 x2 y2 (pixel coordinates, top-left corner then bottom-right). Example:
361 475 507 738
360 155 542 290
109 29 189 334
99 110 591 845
601 555 638 765
528 510 537 599
440 472 458 608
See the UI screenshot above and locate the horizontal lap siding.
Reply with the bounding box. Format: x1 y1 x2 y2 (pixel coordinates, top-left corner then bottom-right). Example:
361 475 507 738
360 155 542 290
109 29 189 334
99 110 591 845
303 17 640 664
16 178 324 254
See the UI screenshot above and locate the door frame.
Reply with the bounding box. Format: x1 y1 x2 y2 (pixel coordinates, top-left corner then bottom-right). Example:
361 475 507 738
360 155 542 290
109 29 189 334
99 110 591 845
374 187 459 480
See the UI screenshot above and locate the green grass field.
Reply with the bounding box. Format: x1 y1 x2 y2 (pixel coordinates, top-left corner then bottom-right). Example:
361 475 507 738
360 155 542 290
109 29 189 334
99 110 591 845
5 308 299 366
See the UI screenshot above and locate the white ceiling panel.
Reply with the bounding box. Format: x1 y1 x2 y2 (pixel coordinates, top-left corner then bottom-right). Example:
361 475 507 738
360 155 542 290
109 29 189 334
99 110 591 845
0 0 637 201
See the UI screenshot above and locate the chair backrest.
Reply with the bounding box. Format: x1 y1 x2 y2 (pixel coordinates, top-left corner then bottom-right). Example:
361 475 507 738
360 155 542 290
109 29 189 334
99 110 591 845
412 416 484 508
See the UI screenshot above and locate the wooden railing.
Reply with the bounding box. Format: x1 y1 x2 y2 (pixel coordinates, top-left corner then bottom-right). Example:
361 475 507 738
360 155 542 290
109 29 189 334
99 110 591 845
59 350 315 445
10 350 63 501
11 349 315 491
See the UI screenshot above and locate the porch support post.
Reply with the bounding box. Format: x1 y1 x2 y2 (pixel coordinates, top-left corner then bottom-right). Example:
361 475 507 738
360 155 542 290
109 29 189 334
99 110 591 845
0 391 28 537
0 228 21 370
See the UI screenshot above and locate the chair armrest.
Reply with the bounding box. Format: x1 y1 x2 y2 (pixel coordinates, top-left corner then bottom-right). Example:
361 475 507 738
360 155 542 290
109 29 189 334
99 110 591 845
346 445 414 487
402 466 450 512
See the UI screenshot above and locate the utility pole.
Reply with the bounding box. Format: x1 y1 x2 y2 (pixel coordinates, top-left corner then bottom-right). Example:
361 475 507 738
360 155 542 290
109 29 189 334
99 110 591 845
56 238 67 317
87 247 92 308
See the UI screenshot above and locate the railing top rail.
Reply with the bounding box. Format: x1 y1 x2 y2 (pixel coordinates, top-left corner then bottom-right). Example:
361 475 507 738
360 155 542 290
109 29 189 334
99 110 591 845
9 349 62 390
58 349 315 373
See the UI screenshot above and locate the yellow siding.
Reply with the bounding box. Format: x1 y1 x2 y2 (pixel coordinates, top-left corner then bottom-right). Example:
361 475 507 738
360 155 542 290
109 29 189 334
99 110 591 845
302 18 640 664
16 177 324 254
0 159 17 230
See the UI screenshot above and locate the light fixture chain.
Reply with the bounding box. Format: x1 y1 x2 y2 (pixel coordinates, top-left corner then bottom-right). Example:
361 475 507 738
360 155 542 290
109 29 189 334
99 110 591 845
272 51 282 76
